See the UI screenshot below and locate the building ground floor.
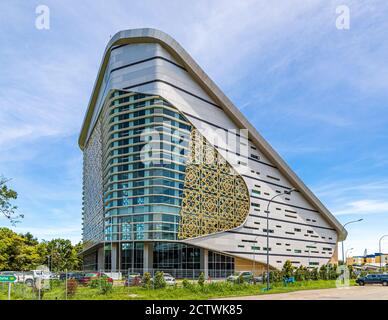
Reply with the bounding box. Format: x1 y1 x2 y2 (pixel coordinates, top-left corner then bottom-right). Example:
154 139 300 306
82 241 267 279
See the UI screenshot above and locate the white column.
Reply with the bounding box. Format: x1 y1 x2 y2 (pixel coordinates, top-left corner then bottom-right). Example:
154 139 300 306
143 242 153 273
203 249 209 279
97 246 104 271
111 243 117 272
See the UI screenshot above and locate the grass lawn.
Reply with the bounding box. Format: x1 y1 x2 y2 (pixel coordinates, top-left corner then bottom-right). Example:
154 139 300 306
0 279 356 300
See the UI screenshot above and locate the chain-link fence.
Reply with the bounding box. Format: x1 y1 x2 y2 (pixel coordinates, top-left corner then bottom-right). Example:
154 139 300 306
0 268 267 300
0 266 379 300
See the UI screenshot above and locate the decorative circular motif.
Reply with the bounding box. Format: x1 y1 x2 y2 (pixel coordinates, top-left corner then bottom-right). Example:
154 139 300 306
178 129 249 239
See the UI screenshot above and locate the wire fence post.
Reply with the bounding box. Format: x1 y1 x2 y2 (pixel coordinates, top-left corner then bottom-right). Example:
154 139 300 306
99 269 102 292
8 282 11 300
65 269 68 300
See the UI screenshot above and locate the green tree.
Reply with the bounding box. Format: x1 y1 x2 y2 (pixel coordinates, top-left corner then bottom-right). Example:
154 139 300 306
282 260 294 278
0 228 44 271
198 272 205 286
0 177 23 225
348 265 355 279
143 272 152 289
45 239 82 271
154 271 166 289
71 242 83 270
305 267 312 281
23 232 39 246
329 264 338 280
269 270 282 283
295 265 307 281
310 267 320 280
0 228 82 271
319 264 328 280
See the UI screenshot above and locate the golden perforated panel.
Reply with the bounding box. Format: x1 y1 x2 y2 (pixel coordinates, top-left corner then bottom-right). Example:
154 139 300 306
178 129 250 239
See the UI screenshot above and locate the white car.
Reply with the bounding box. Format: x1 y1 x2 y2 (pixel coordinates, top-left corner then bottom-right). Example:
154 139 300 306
152 273 176 286
163 273 176 286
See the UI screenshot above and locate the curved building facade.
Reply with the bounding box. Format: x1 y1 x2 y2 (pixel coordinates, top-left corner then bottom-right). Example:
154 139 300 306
80 28 346 276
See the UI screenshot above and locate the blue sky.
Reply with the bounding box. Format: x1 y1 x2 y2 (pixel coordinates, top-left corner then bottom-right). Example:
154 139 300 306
1 1 388 257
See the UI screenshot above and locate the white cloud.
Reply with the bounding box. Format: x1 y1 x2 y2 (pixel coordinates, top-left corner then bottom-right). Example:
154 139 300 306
334 199 388 215
10 225 82 244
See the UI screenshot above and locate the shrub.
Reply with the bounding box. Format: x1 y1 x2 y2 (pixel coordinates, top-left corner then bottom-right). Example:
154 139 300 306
66 279 78 297
310 267 320 280
142 272 152 289
329 264 338 280
132 276 141 286
198 272 205 286
89 278 99 288
182 279 195 291
269 270 282 283
154 271 166 289
295 266 310 281
89 276 112 294
182 279 190 288
305 268 312 281
50 279 61 288
348 265 357 279
319 264 328 280
282 260 294 278
99 277 113 295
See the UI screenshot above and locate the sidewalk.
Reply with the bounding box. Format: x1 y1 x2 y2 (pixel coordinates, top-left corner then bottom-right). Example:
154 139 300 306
217 285 388 300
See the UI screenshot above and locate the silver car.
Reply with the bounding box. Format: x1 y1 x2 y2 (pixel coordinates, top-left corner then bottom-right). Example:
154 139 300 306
163 273 176 286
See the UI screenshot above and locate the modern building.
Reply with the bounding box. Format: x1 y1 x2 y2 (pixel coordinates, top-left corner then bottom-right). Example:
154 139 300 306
79 28 347 277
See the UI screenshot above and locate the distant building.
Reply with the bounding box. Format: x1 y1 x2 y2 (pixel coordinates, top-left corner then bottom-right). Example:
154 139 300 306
347 256 364 265
347 253 388 267
375 253 388 265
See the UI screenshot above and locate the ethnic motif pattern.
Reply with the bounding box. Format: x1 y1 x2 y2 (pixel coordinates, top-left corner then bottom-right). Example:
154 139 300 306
82 118 104 249
178 129 250 239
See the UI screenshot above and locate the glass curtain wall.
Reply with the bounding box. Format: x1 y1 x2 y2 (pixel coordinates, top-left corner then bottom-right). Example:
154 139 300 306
102 90 192 242
208 251 235 278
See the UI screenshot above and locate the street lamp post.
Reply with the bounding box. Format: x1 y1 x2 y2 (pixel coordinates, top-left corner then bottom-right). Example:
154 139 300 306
345 248 354 265
265 188 296 291
341 219 363 265
252 235 262 279
379 235 388 271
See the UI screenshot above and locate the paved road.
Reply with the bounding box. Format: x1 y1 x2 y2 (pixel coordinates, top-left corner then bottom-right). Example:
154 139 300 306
219 285 388 300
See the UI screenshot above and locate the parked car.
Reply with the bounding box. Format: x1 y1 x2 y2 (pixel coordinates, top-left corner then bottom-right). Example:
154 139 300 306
356 274 388 286
163 273 176 286
227 271 262 284
125 273 142 286
18 271 35 286
19 270 51 286
151 273 176 286
79 272 113 285
49 272 60 280
59 272 85 282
